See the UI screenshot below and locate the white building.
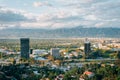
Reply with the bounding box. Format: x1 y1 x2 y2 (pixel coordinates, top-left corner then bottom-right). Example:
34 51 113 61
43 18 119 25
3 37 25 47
50 48 60 59
33 49 48 55
30 49 48 58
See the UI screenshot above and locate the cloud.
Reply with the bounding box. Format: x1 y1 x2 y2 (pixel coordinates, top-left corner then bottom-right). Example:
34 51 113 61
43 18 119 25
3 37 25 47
0 0 120 29
33 1 52 7
0 7 27 22
83 15 98 21
95 22 104 27
0 7 36 29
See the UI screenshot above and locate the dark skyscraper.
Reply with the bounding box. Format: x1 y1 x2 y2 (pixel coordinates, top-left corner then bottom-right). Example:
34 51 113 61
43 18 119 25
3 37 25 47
84 38 91 55
30 48 33 54
20 38 30 59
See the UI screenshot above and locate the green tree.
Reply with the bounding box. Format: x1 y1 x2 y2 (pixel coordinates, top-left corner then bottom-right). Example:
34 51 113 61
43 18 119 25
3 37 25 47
117 51 120 59
13 59 16 65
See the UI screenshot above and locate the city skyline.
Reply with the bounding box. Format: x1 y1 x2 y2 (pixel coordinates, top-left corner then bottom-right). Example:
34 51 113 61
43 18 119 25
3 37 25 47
0 0 120 30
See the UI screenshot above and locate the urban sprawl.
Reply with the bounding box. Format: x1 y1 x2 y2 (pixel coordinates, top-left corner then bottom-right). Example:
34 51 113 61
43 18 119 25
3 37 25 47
0 38 120 80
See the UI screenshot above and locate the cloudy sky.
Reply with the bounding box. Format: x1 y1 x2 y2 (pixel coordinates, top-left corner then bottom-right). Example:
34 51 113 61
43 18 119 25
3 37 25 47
0 0 120 29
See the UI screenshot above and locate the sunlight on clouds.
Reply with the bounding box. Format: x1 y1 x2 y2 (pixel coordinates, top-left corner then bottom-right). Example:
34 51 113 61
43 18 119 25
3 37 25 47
20 22 53 29
33 2 43 7
84 15 98 21
95 22 104 27
33 1 52 7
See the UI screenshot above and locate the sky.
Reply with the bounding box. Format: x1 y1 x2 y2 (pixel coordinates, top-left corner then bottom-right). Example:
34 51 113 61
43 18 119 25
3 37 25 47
0 0 120 29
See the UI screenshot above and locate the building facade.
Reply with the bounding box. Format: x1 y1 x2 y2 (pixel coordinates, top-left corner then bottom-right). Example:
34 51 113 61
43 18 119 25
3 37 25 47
50 48 60 59
84 39 91 56
20 38 30 59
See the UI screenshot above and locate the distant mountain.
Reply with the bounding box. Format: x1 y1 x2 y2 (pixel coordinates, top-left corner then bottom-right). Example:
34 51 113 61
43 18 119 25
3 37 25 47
0 27 120 38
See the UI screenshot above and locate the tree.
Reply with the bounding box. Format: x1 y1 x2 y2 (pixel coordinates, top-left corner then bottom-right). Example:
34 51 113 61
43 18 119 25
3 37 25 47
117 51 120 59
0 52 2 58
13 59 16 65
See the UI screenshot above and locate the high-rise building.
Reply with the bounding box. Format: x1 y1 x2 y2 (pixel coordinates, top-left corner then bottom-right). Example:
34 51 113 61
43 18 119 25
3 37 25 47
30 48 33 54
84 38 91 55
50 48 60 59
20 38 30 59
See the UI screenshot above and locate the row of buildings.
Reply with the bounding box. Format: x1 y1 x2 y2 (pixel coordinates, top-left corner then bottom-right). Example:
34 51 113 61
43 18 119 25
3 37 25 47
20 38 91 59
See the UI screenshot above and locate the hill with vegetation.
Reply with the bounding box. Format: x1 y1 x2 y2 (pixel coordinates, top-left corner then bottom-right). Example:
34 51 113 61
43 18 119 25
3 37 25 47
0 27 119 38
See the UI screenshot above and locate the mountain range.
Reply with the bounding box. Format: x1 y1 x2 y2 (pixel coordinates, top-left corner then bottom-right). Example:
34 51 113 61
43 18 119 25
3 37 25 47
0 27 119 38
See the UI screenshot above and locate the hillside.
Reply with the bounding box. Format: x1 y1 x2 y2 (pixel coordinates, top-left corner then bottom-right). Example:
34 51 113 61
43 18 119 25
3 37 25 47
0 27 119 38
